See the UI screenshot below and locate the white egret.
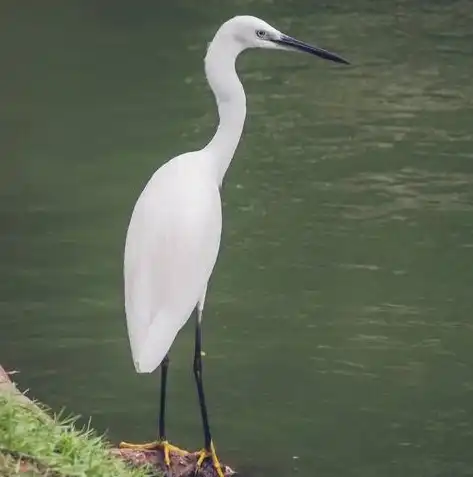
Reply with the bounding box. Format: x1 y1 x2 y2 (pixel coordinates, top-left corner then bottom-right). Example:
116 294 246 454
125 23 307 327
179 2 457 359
119 15 348 477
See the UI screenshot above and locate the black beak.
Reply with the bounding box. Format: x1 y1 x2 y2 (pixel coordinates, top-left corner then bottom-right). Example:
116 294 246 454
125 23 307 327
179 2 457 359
272 35 349 65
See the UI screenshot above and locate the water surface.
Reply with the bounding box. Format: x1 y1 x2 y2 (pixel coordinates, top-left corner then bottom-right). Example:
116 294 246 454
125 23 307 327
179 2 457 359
1 1 473 476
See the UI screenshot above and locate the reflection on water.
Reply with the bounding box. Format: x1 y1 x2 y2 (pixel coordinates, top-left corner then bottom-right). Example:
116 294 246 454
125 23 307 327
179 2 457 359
1 1 473 476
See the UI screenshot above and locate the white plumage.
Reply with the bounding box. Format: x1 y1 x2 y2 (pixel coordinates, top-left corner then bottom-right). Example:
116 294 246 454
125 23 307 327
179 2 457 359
124 154 222 373
123 15 348 375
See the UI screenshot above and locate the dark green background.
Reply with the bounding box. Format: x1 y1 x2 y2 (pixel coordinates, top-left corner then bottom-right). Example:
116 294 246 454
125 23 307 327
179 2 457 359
1 1 473 476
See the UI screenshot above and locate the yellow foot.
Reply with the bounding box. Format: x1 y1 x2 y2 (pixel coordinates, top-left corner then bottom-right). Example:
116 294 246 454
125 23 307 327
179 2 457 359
119 440 189 467
195 441 225 477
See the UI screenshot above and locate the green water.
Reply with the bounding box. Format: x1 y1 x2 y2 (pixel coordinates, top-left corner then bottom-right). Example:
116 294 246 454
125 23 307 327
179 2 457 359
2 1 473 476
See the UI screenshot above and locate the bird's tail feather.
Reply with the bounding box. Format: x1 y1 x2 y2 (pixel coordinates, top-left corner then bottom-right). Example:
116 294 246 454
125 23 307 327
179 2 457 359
133 313 183 373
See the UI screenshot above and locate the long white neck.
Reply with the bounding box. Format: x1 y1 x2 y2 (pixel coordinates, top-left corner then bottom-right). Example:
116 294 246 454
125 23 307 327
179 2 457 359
202 34 246 185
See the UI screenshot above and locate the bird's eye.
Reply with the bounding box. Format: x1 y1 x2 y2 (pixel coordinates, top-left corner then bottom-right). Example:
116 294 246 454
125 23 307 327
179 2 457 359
256 30 267 39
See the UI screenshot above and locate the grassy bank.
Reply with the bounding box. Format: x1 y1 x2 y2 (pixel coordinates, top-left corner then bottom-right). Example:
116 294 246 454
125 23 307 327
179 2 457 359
0 392 153 477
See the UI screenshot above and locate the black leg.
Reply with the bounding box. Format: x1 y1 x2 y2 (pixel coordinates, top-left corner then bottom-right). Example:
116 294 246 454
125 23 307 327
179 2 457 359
158 354 170 441
193 307 212 451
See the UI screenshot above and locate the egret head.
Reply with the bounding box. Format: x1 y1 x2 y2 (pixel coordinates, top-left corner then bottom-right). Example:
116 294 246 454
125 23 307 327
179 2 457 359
215 15 349 65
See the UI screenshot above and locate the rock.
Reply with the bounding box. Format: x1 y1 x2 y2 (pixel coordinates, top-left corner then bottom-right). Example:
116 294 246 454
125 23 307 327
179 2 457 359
111 447 235 477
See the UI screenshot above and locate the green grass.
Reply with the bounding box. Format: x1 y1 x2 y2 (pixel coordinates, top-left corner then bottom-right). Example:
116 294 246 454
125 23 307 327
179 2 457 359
0 393 154 477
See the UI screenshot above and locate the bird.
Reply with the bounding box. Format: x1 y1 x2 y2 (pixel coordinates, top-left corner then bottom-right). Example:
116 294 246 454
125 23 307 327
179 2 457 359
119 15 349 477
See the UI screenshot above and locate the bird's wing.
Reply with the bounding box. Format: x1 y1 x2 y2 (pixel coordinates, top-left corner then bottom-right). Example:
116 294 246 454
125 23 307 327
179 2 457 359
124 164 222 373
